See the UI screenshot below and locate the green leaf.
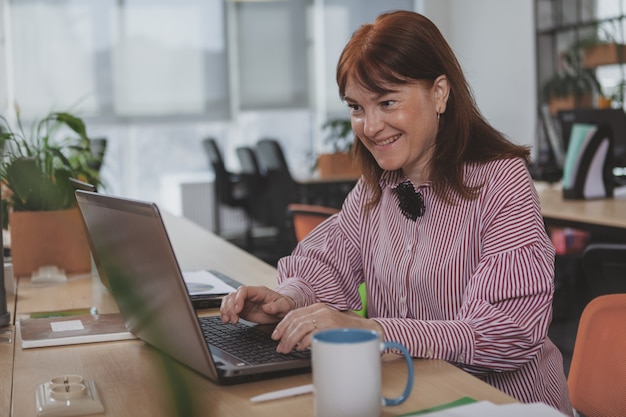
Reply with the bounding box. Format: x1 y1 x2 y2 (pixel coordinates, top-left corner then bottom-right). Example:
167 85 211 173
53 112 89 141
0 110 103 212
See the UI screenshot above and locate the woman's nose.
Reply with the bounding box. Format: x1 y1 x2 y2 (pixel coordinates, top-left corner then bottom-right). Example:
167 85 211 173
363 111 384 137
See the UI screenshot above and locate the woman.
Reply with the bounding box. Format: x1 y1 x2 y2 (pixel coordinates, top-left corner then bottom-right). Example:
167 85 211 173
221 10 572 414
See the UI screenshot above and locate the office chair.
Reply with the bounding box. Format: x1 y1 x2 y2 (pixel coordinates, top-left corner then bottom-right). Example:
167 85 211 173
287 203 367 317
287 203 339 242
235 145 267 212
568 293 626 417
255 138 293 177
234 145 276 249
236 145 263 179
202 138 249 239
255 139 304 257
88 137 107 173
581 243 626 299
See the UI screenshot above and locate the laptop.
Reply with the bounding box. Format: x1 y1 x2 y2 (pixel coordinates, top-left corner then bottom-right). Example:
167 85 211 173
69 179 227 309
75 190 310 385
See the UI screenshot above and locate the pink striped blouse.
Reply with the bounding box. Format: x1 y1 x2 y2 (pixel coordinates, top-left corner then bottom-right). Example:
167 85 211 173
276 157 572 415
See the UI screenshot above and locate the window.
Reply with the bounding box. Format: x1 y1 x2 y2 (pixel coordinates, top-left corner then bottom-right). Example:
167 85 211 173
10 0 229 120
235 0 310 110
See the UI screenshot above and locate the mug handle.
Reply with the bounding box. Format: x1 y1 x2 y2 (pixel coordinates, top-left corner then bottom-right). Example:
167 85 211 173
380 341 414 406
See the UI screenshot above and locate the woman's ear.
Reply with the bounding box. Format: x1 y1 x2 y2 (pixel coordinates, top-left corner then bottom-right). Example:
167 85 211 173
433 75 450 114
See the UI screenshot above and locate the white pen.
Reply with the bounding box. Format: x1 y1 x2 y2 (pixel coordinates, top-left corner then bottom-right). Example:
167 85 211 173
250 383 314 403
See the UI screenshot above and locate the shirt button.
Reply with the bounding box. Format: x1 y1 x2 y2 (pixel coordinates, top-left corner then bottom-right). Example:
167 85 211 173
399 297 406 305
426 348 434 358
457 354 464 362
406 243 413 251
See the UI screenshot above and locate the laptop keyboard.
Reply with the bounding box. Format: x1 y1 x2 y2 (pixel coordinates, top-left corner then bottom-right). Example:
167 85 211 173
198 316 311 365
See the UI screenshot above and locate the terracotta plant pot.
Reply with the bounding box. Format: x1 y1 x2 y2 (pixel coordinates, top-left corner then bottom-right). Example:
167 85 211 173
317 153 361 179
548 93 593 116
597 96 613 109
9 208 91 277
583 43 626 68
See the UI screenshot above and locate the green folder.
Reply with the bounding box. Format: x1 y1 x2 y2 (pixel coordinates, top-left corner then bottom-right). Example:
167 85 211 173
395 396 477 416
562 123 596 190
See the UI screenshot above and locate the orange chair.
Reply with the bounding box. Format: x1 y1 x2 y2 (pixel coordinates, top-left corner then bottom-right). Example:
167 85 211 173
568 293 626 417
287 203 339 242
287 203 367 317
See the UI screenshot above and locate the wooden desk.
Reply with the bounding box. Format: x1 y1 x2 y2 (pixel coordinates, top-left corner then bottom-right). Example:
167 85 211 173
10 212 516 416
0 325 13 417
1 277 15 417
536 182 626 238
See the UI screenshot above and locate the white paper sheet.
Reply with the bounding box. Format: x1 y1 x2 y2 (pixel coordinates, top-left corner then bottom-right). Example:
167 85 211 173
182 270 238 295
407 401 569 416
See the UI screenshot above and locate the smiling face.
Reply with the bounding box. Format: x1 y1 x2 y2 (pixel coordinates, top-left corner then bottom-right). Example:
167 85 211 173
344 75 449 185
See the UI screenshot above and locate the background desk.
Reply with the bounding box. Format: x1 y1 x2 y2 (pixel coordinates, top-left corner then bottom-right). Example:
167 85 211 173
296 176 358 209
536 182 626 239
9 212 516 416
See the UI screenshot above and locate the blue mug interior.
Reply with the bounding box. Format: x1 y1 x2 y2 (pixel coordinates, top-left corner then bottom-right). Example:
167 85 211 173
312 328 379 344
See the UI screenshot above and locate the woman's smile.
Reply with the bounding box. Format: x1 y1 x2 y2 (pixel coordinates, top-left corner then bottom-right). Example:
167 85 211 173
373 134 402 147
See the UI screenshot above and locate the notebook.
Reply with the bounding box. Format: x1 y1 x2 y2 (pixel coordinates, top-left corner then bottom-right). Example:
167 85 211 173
75 190 310 385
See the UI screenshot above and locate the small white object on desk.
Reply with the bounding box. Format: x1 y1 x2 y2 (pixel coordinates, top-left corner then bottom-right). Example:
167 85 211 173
3 260 14 295
35 376 104 417
31 266 67 284
250 383 314 403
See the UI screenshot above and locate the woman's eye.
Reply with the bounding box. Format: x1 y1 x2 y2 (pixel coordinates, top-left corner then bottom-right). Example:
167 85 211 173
347 104 362 113
381 100 394 108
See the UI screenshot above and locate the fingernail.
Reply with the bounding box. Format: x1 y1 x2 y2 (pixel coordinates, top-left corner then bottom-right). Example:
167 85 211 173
271 329 279 339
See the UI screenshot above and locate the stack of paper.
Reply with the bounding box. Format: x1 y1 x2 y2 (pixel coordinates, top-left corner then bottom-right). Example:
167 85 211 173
400 400 569 416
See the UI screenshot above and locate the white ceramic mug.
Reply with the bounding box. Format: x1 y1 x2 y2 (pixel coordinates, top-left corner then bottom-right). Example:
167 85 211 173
311 328 414 417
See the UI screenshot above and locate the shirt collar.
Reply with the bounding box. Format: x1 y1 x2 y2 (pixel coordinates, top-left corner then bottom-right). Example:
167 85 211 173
379 170 432 191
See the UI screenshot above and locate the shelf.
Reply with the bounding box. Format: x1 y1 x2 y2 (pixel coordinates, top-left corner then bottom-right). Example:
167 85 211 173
583 43 626 68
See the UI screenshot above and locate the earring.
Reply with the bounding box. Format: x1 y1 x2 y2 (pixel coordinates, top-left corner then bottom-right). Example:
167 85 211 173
436 112 441 120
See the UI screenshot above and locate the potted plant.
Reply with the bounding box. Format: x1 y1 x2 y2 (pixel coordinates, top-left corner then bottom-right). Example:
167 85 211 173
542 69 600 116
316 118 360 179
580 22 626 69
583 36 626 109
575 25 626 108
542 37 605 116
0 107 103 277
603 79 626 109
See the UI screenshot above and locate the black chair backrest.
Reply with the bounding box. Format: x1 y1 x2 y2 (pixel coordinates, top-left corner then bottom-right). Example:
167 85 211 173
203 138 226 171
256 138 292 176
202 138 240 207
253 139 303 255
88 137 107 172
236 146 263 176
235 146 273 226
582 243 626 298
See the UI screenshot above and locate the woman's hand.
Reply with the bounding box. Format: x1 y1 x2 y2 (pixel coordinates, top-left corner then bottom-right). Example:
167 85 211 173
272 303 383 354
219 285 296 325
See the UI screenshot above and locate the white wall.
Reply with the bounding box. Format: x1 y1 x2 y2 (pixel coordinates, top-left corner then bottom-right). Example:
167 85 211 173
0 0 9 116
424 0 537 153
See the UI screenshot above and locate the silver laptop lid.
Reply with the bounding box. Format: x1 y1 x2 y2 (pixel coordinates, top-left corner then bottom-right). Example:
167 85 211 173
75 190 218 381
